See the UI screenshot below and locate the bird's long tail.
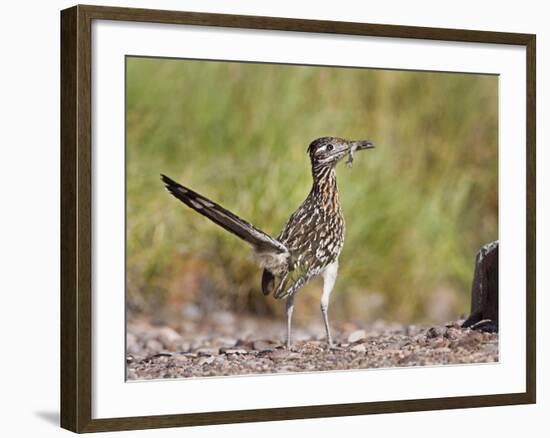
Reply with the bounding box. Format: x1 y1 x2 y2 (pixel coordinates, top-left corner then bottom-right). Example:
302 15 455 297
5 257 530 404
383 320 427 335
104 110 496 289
161 174 288 255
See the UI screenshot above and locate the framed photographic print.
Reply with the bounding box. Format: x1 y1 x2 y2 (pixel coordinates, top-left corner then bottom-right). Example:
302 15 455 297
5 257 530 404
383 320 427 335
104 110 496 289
60 4 536 433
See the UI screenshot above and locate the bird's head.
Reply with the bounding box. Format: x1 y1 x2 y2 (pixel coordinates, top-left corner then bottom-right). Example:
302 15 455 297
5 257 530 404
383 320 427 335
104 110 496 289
307 137 375 170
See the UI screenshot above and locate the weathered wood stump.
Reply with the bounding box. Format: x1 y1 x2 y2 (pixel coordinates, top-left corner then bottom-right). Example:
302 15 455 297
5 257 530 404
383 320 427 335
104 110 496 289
462 241 499 332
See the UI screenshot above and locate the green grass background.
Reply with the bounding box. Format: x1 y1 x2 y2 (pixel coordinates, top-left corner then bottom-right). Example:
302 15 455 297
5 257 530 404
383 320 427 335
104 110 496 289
126 57 498 325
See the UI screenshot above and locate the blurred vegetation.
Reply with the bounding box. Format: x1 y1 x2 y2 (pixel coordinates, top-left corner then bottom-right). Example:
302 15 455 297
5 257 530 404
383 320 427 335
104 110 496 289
126 57 498 325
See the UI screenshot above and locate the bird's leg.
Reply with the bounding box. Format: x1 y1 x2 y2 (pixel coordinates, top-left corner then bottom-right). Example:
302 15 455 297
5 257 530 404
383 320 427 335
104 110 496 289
286 294 295 349
321 261 339 347
320 303 332 347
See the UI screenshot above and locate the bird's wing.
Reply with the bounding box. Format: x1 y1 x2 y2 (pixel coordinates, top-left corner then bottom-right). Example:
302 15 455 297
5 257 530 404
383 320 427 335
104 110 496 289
161 174 288 254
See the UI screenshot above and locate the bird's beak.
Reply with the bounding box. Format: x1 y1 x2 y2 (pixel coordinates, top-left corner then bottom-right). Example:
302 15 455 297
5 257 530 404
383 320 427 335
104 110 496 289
352 140 375 150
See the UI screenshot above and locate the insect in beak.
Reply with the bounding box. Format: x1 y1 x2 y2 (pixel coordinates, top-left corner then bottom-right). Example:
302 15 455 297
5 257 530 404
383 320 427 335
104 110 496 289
346 140 375 168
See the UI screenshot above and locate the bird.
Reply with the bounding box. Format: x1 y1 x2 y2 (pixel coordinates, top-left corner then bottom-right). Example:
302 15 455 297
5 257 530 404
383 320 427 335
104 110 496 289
161 137 375 348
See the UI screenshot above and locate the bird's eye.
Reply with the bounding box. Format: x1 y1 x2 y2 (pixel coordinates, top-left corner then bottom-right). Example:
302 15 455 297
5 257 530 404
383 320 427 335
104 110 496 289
326 144 334 152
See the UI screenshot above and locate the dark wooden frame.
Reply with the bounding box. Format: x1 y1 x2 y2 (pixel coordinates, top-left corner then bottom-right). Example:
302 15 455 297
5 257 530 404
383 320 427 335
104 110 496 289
61 4 536 433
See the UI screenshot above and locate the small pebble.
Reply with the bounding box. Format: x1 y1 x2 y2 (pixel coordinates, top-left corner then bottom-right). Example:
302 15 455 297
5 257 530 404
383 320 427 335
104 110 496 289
426 327 444 339
177 352 197 358
444 327 461 340
198 356 216 366
350 344 367 353
145 339 163 352
347 330 366 343
196 348 219 357
220 348 248 355
157 326 182 345
431 338 451 349
151 352 172 358
455 331 483 349
253 340 279 351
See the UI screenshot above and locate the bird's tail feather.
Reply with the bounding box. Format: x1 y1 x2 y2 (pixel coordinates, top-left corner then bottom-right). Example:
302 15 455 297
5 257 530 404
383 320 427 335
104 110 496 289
161 174 288 254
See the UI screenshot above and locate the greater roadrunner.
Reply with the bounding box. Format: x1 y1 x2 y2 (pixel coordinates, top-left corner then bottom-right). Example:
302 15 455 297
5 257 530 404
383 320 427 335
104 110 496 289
162 137 374 347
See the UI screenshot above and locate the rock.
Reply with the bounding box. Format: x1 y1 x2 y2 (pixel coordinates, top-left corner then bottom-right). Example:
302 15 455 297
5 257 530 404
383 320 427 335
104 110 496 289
151 352 172 358
226 353 242 362
190 340 205 350
196 348 219 357
347 330 366 343
210 311 235 326
444 327 461 340
127 342 142 355
126 333 137 346
253 340 280 352
235 339 255 349
145 339 163 352
404 353 421 365
455 331 483 349
181 303 202 320
350 344 367 353
300 341 325 353
218 337 238 348
426 327 442 338
268 350 288 360
157 327 181 345
306 340 325 347
198 356 215 366
177 352 197 359
176 341 191 352
220 348 248 355
270 350 300 361
293 331 312 342
181 321 197 333
430 338 450 349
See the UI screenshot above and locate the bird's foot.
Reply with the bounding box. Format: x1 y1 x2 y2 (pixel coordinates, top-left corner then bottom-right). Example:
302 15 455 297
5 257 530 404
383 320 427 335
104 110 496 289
325 338 341 351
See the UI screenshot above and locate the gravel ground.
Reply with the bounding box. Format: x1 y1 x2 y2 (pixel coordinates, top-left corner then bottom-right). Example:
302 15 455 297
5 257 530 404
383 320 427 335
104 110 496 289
126 312 498 380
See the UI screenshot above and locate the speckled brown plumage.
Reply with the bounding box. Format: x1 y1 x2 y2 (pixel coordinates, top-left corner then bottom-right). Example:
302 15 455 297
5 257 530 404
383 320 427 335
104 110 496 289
265 160 346 300
162 136 375 347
